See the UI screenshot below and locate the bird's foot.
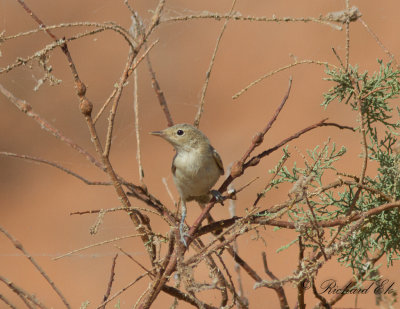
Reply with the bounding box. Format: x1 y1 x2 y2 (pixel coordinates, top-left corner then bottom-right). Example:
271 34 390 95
211 190 224 205
179 221 189 247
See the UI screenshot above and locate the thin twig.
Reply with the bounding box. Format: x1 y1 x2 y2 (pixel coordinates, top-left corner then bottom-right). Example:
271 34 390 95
253 152 290 207
230 77 293 180
359 18 397 67
99 254 118 309
0 276 41 309
0 22 133 46
135 2 174 127
97 272 149 309
331 47 345 69
347 76 368 213
296 237 306 309
162 177 177 206
93 40 158 124
104 50 136 157
227 178 247 307
215 253 247 308
254 200 400 229
89 209 106 235
162 12 344 31
133 59 145 185
233 60 335 99
161 285 218 309
70 206 165 221
244 118 331 169
0 226 70 308
54 233 147 260
114 245 153 277
194 0 238 128
0 152 111 186
93 88 117 124
0 84 104 171
345 0 350 71
261 252 289 309
0 294 17 309
311 277 331 309
0 22 138 74
145 48 174 127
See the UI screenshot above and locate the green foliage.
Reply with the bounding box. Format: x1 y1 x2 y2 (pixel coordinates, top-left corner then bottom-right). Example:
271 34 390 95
323 61 400 137
269 61 400 280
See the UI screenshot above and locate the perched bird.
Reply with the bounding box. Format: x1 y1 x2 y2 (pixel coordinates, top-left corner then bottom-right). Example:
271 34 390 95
150 123 224 246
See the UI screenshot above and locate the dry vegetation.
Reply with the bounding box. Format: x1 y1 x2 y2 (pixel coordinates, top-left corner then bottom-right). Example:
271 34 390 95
1 1 400 308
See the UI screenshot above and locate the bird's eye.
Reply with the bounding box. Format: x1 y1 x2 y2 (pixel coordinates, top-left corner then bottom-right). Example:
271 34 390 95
177 129 184 136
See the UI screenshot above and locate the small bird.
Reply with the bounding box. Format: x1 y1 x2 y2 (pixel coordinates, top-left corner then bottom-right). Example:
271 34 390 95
150 123 224 246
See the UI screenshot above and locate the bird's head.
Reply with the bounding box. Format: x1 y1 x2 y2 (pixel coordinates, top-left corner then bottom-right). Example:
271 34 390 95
150 123 209 152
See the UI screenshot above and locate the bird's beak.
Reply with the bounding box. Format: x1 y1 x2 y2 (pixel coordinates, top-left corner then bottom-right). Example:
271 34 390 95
150 130 164 136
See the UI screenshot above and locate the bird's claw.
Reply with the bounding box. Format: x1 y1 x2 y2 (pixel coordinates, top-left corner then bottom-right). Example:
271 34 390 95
211 190 224 205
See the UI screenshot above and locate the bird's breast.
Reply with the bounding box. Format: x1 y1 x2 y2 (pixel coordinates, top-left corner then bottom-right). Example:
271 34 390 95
172 149 221 199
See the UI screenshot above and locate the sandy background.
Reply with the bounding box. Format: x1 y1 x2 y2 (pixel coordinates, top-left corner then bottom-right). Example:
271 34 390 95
1 1 399 308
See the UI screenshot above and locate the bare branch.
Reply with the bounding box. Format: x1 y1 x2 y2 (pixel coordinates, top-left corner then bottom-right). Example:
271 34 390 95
0 275 42 309
0 152 111 186
99 254 118 309
233 60 336 99
96 272 149 309
0 84 104 171
0 294 17 309
194 0 238 128
104 50 136 156
162 12 345 31
145 50 174 127
54 233 148 261
261 252 289 309
0 226 70 308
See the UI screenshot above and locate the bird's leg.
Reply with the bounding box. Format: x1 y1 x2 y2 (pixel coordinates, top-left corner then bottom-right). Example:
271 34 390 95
210 190 224 205
180 199 189 246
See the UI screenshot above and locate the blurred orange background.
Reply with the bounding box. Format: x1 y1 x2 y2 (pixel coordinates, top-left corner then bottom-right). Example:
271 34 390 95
1 1 399 308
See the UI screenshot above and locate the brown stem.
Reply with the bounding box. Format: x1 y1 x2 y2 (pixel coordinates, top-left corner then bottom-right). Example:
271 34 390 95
161 285 218 309
262 252 289 309
99 254 118 309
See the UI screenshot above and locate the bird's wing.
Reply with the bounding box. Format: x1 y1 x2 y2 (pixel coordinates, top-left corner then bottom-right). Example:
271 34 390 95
212 147 224 175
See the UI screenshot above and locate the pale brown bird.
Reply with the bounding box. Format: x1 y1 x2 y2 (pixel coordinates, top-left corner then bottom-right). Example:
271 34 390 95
150 123 224 245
